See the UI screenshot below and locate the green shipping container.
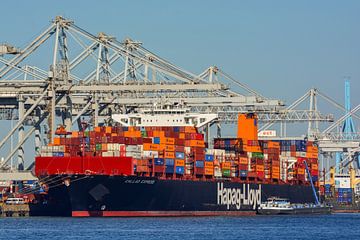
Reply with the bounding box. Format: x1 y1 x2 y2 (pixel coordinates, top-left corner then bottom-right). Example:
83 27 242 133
252 152 264 159
96 144 102 151
222 169 231 177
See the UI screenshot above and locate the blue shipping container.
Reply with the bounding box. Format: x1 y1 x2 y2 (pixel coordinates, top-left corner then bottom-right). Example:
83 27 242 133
154 158 164 165
239 170 247 177
175 166 184 174
53 152 64 157
175 152 185 159
153 137 160 144
166 166 174 174
205 154 214 161
196 161 204 168
338 188 352 193
165 158 175 166
173 127 180 132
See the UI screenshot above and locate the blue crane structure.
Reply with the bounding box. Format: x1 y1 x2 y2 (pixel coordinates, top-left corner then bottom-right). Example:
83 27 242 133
336 80 359 172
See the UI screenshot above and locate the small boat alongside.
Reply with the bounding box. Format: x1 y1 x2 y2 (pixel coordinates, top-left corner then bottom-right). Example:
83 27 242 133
257 197 331 215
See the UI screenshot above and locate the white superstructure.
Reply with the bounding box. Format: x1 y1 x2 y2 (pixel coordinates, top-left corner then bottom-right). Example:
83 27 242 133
112 106 217 128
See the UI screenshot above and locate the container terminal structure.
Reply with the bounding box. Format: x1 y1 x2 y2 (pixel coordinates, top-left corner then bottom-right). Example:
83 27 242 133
0 16 359 212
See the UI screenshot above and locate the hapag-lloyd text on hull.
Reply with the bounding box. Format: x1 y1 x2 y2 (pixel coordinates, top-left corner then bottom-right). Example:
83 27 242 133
217 183 261 210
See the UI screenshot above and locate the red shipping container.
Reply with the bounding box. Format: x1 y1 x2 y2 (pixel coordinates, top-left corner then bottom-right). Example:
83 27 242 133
195 167 204 175
143 138 152 144
238 164 248 170
175 145 185 152
311 169 318 176
175 138 185 146
154 165 165 173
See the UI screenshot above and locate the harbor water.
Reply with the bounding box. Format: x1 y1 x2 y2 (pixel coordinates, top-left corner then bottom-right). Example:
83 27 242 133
0 214 359 240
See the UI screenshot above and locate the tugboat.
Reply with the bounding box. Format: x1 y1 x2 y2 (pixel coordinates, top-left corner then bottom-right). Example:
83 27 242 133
258 161 332 215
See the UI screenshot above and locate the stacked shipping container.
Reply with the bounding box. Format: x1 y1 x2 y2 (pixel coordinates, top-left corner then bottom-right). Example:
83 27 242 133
39 124 319 185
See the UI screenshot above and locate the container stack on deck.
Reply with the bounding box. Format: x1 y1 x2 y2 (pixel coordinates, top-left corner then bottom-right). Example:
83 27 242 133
36 114 319 186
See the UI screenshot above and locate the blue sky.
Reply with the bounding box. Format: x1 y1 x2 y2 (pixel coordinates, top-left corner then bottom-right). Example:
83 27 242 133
1 0 360 167
1 0 359 104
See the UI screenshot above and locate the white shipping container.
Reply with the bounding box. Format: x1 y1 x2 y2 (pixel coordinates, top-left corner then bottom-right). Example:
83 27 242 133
214 149 225 156
214 168 222 177
184 147 191 154
142 151 159 158
335 177 351 188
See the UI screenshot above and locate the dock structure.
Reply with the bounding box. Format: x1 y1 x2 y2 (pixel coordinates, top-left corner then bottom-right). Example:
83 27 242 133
0 203 29 217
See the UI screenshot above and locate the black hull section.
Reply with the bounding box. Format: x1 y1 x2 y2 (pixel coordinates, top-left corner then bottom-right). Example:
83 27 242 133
31 175 317 217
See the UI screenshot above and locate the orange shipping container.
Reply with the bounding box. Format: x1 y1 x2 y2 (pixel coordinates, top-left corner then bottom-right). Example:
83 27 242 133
179 133 185 139
153 131 165 138
204 167 214 175
101 144 108 151
239 157 248 165
165 152 175 158
184 126 197 133
271 166 280 173
244 146 262 152
143 143 160 151
237 114 258 140
271 173 280 179
187 140 205 147
161 137 175 145
297 168 305 175
256 165 264 172
124 131 141 138
136 166 149 172
306 152 318 159
221 162 231 169
307 146 318 153
268 141 280 148
94 127 102 132
158 144 166 151
165 145 175 152
53 137 61 145
105 126 112 134
205 162 214 168
175 159 185 166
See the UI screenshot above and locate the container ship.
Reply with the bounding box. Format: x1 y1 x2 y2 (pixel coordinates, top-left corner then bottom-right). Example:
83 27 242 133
32 108 320 217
